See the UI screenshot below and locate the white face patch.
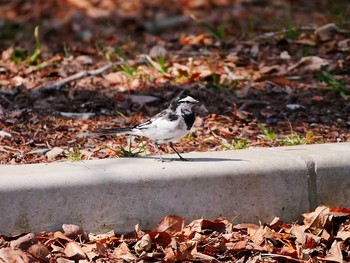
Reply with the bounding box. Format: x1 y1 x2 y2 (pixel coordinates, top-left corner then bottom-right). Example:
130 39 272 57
178 96 198 104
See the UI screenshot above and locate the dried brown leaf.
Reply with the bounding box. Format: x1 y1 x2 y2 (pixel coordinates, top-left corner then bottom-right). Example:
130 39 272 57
10 233 37 250
45 147 64 161
55 257 75 263
320 240 343 263
149 45 167 58
62 224 88 241
63 241 86 260
164 246 176 262
225 240 247 251
27 243 50 261
150 231 172 247
287 56 329 72
249 225 269 244
54 231 74 242
134 233 152 255
88 230 115 242
314 23 349 42
114 242 137 260
0 247 35 262
156 215 185 235
81 243 99 261
337 223 350 241
233 223 260 231
303 205 331 232
104 72 129 84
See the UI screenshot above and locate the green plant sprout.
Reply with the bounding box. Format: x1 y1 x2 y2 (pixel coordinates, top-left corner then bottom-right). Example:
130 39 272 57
10 26 41 64
258 124 276 141
65 145 82 161
281 131 314 146
198 20 227 41
222 138 248 150
317 70 349 98
11 47 27 63
109 140 147 158
146 55 169 75
29 26 41 64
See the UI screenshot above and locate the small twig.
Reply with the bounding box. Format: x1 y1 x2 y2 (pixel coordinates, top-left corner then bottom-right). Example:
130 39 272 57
255 26 316 41
238 100 269 111
36 58 146 92
261 253 307 263
0 146 23 153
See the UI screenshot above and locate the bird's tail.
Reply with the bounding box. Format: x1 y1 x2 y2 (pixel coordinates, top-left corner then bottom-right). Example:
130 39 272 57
95 127 132 136
76 127 132 138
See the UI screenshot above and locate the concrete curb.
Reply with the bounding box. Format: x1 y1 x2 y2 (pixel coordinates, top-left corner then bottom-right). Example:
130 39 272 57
0 142 349 235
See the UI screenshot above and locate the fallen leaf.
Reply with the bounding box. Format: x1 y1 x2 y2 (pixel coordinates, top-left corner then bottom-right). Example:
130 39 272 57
336 223 350 241
156 215 185 235
0 247 35 262
233 223 260 231
314 23 349 42
62 224 88 241
149 231 172 247
11 76 24 86
0 131 11 138
302 205 331 233
104 72 129 84
288 56 329 72
184 218 228 236
164 246 176 262
290 224 321 246
191 246 220 262
10 233 37 250
27 243 50 261
320 240 343 263
236 78 254 98
63 241 86 260
134 233 152 255
250 225 269 244
225 240 247 251
114 242 137 260
338 38 350 51
280 50 291 60
75 55 93 65
54 231 74 242
81 243 99 261
149 45 167 58
45 147 64 161
56 257 75 263
88 230 115 242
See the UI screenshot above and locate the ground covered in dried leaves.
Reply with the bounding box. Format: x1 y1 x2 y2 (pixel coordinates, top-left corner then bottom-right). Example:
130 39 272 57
0 0 350 164
0 206 349 262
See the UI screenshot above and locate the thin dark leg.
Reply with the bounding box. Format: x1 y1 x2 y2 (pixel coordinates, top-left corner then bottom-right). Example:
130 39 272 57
169 142 188 161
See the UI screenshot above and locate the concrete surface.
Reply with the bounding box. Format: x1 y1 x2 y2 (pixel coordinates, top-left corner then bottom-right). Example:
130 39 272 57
0 142 349 235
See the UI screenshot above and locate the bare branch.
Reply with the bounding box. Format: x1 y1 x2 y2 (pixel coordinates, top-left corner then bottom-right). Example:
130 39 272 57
36 58 146 92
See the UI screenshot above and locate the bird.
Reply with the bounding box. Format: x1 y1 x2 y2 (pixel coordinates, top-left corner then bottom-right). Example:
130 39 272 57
96 95 199 161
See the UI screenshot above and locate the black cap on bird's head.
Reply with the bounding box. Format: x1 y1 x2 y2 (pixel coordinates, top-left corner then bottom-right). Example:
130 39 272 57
169 95 199 111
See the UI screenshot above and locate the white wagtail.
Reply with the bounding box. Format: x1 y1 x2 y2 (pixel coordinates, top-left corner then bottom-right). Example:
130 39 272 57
96 95 199 161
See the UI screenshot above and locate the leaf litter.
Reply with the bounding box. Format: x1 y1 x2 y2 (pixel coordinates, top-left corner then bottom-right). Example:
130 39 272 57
0 206 349 262
1 1 350 164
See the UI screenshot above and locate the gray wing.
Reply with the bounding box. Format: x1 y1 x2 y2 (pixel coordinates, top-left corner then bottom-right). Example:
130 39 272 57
134 109 170 130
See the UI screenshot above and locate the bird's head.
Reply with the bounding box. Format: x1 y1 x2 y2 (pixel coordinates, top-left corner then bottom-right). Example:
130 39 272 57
169 95 199 113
